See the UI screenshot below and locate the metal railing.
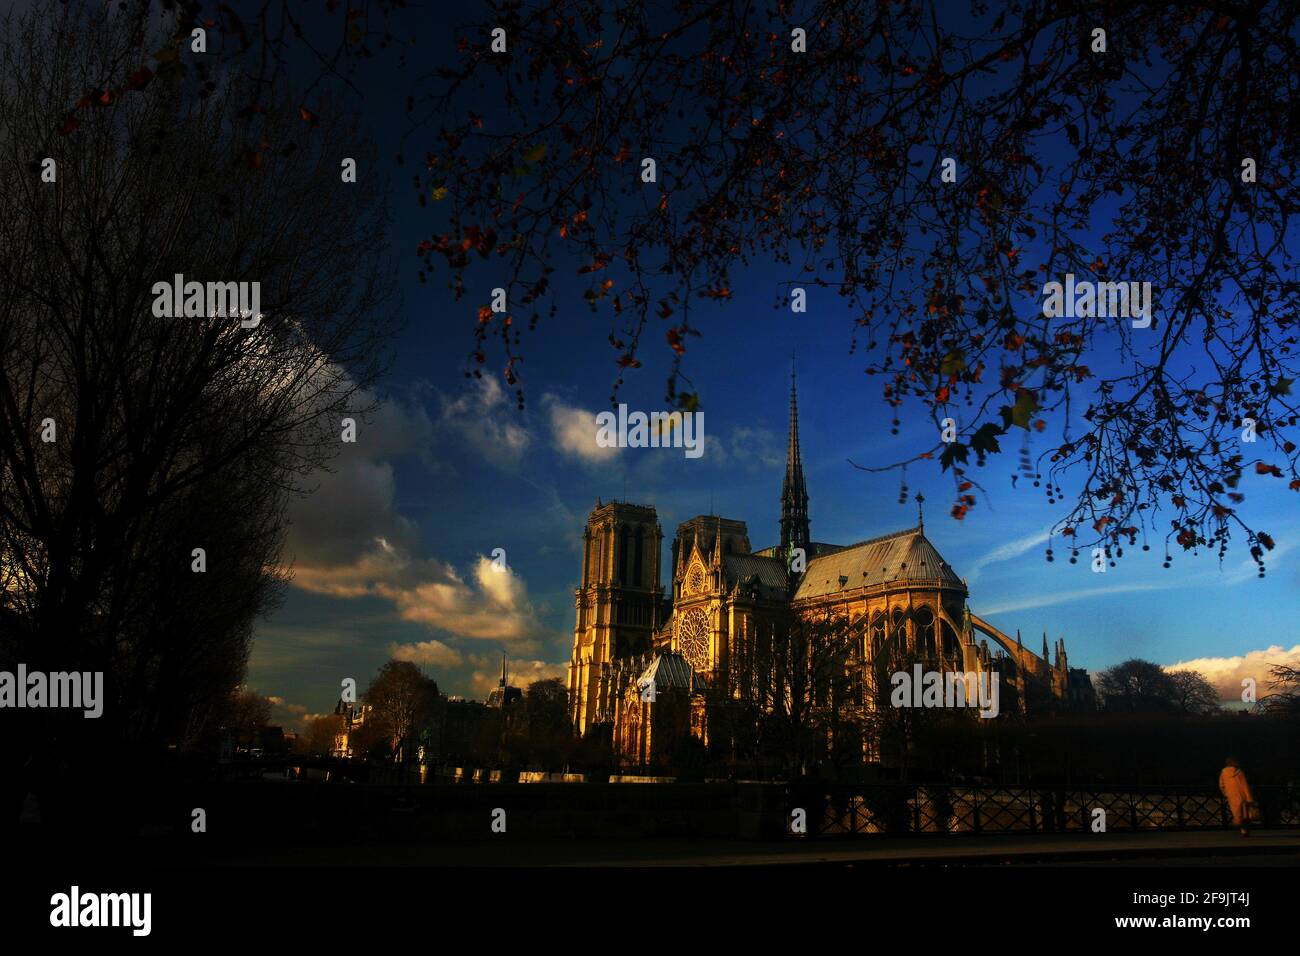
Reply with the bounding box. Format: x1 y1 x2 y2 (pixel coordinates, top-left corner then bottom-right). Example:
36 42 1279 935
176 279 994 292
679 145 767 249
789 783 1300 836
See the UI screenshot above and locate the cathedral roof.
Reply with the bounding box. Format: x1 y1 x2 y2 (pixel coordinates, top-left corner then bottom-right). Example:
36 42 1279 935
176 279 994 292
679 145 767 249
793 526 964 600
639 651 698 690
721 552 789 599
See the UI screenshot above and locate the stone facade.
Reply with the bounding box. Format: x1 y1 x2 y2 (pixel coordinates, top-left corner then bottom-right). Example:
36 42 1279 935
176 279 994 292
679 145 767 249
567 377 1094 769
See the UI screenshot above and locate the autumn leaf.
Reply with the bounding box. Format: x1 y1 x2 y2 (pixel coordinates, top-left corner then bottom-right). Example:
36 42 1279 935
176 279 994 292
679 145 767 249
522 143 547 163
939 442 969 472
56 115 79 136
430 186 448 201
970 422 1004 457
939 349 966 377
1005 389 1039 430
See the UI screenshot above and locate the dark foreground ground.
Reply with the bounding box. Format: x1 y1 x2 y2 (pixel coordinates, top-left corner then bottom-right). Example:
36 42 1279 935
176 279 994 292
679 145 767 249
175 827 1300 866
14 820 1300 866
10 825 1291 941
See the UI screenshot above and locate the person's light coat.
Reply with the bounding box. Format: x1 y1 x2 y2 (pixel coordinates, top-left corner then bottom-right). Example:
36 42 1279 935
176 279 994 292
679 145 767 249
1219 766 1255 825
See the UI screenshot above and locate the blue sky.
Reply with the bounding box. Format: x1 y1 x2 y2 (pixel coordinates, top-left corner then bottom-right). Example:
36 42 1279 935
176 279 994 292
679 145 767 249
242 3 1300 728
250 270 1300 726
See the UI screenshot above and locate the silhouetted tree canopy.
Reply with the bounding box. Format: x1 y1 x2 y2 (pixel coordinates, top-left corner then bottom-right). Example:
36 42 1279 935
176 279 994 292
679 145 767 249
363 661 440 762
410 0 1299 570
1095 658 1180 713
1167 669 1221 715
0 0 397 823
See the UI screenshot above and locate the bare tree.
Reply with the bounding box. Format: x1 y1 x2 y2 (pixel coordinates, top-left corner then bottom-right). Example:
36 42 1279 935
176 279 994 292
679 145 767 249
299 714 344 756
1095 659 1179 713
1168 669 1221 715
0 1 397 823
362 661 441 764
726 608 867 778
1260 663 1300 718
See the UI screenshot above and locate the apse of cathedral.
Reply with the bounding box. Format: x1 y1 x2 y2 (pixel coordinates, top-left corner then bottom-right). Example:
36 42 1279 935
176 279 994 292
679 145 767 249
567 376 1095 768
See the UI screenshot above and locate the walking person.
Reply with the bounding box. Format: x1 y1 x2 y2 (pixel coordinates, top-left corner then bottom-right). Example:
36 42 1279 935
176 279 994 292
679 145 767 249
1218 757 1257 837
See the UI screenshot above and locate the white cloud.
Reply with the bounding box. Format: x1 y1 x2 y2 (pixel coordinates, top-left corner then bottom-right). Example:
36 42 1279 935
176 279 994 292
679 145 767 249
977 581 1180 616
724 426 782 469
545 395 618 462
388 638 466 669
966 528 1051 585
1222 536 1299 584
440 376 530 466
293 543 552 650
1166 644 1300 699
469 658 569 695
262 695 310 730
284 390 431 567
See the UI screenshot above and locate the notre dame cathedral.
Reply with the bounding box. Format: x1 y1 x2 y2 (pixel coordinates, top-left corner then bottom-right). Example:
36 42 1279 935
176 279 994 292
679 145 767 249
567 376 1095 769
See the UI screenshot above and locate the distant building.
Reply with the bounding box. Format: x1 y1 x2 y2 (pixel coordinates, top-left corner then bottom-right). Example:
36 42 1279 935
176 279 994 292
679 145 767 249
438 697 492 766
332 700 373 758
485 654 523 709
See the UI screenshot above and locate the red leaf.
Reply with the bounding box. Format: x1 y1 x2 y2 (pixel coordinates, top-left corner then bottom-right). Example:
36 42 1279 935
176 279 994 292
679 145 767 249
56 115 79 136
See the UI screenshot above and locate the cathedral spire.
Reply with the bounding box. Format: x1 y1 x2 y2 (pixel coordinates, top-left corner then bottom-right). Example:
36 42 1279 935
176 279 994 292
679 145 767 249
780 366 811 559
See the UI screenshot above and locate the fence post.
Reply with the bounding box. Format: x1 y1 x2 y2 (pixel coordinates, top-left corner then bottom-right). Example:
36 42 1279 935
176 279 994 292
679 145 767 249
972 790 981 835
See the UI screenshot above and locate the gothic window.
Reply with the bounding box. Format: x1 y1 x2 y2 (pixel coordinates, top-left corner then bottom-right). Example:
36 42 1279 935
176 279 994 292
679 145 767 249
686 563 706 595
942 621 961 659
891 607 906 649
870 613 886 658
634 527 644 586
915 607 936 658
618 527 629 584
678 607 710 672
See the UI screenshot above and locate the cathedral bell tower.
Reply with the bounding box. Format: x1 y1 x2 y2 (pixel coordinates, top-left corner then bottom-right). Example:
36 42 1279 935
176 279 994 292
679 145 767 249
568 501 663 734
